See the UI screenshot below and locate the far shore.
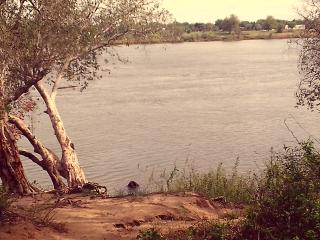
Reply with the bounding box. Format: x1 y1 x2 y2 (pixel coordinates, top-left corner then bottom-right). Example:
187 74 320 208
119 30 301 46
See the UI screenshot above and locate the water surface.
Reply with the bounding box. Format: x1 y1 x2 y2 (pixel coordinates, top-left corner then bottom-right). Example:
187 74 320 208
22 40 320 190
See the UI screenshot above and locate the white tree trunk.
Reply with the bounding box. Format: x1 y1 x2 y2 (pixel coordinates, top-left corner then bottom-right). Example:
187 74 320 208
9 115 67 191
35 81 87 187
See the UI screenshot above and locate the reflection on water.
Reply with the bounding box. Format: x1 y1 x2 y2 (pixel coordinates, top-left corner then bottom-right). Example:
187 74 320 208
21 40 320 190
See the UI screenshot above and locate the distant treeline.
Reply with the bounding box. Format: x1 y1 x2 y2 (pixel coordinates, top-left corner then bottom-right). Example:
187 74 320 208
122 15 305 44
170 15 305 33
147 15 305 43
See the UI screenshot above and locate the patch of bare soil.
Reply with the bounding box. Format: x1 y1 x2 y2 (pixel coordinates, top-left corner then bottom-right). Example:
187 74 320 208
0 192 243 240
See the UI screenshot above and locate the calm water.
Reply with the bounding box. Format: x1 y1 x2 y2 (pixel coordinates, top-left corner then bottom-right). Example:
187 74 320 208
21 40 320 190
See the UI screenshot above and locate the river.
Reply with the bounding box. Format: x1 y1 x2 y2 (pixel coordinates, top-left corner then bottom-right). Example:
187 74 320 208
21 39 320 191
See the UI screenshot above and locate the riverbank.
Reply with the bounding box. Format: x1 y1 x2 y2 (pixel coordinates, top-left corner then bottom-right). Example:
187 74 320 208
0 192 243 240
125 30 301 45
177 30 300 42
1 142 319 239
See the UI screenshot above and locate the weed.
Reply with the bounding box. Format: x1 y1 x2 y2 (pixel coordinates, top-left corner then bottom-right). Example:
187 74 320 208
140 221 237 240
222 212 240 221
137 228 163 240
20 200 67 233
160 160 257 204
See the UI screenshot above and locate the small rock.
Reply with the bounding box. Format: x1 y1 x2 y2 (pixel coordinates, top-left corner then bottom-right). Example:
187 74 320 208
156 214 175 221
114 223 126 229
126 220 141 227
127 181 139 189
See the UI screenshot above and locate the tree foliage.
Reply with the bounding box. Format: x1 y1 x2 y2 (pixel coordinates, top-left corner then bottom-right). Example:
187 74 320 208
0 0 168 193
215 14 240 33
243 142 320 239
264 16 277 30
297 0 320 111
1 0 168 107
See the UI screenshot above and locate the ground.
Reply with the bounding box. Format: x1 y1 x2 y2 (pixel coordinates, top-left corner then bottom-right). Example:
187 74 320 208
0 192 243 240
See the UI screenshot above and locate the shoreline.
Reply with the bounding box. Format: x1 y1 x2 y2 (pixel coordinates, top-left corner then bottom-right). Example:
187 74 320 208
122 30 301 46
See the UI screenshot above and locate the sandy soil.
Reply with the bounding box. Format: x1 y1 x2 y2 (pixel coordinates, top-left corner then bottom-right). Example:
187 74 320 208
0 192 243 240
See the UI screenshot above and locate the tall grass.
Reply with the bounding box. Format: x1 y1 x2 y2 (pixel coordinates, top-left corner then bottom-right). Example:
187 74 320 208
157 160 258 204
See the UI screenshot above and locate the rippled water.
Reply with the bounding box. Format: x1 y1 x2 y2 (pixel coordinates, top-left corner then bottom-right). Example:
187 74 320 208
21 40 320 190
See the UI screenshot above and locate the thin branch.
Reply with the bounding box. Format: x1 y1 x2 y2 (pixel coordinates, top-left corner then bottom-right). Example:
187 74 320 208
284 119 301 144
9 114 47 157
19 149 45 169
5 70 49 106
71 30 130 62
51 58 72 100
27 0 40 14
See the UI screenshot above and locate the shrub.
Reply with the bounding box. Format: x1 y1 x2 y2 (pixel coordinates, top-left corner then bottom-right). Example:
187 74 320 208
242 141 320 239
179 221 230 240
138 221 236 240
137 228 163 240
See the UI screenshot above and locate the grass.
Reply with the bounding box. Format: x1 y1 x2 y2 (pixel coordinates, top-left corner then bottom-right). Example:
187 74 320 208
137 140 320 240
241 141 320 239
156 159 258 204
17 200 67 232
137 221 238 240
116 30 302 45
178 30 301 43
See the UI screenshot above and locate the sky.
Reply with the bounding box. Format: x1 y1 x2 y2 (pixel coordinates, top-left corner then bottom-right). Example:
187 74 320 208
161 0 302 23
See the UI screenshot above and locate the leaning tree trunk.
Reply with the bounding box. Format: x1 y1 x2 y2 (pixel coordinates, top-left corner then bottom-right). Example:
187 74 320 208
9 115 67 192
0 113 37 194
35 82 86 187
0 68 36 194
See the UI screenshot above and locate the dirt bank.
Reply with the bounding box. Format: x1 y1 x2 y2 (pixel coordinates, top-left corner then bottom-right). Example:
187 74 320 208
0 192 243 240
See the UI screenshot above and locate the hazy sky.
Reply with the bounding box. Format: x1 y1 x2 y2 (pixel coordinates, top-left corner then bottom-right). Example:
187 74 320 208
162 0 302 23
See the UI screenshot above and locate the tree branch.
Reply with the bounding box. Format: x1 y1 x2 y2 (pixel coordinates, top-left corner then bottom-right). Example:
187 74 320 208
9 114 49 157
51 58 72 100
19 149 45 169
5 70 49 106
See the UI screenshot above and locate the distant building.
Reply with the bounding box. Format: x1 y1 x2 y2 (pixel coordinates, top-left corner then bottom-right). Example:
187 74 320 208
293 25 306 30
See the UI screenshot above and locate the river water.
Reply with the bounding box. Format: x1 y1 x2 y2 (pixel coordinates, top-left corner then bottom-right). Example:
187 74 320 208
21 39 320 190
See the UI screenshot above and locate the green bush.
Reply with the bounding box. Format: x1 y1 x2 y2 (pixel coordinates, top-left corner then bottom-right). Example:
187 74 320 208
168 221 231 240
242 141 320 239
137 222 234 240
137 228 163 240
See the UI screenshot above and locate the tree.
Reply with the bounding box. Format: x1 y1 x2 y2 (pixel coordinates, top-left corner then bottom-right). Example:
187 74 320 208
240 21 254 31
215 19 224 30
254 23 263 31
0 0 44 193
0 0 167 193
288 21 296 29
229 14 240 33
296 0 320 110
217 14 240 33
193 23 206 32
264 16 277 31
276 23 285 33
